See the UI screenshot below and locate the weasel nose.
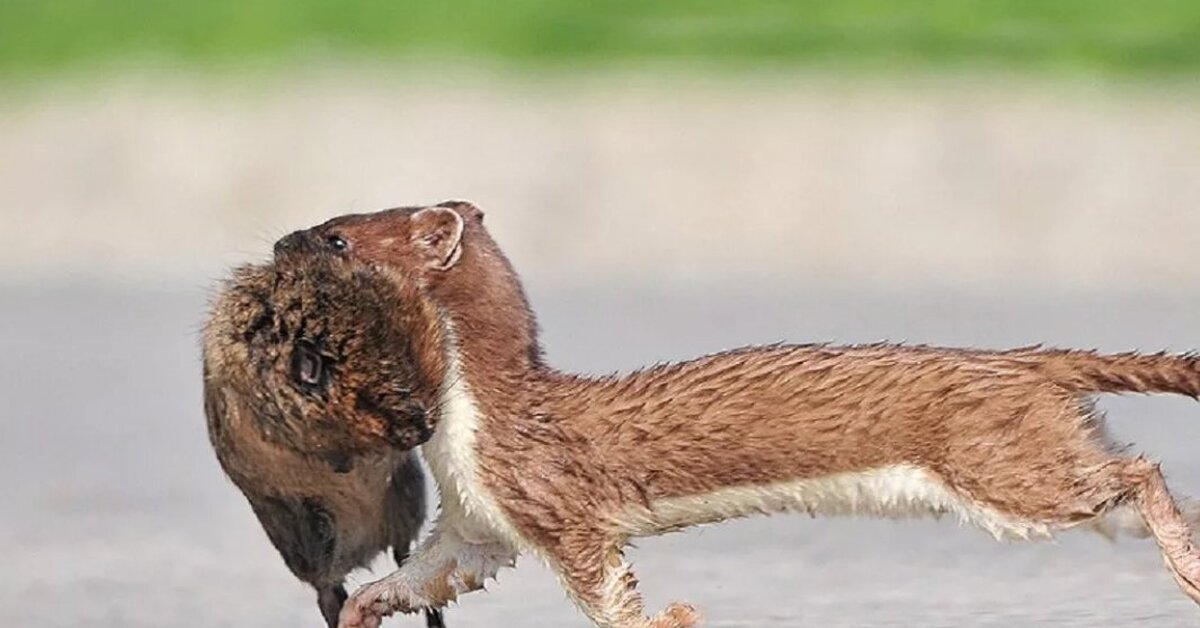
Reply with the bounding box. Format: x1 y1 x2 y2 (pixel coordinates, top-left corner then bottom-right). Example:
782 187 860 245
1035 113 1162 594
274 231 313 257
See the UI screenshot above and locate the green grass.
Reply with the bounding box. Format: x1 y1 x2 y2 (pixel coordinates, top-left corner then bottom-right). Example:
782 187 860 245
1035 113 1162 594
2 0 1199 78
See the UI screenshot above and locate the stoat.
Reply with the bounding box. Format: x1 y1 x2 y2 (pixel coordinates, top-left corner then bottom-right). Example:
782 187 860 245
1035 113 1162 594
271 202 1200 628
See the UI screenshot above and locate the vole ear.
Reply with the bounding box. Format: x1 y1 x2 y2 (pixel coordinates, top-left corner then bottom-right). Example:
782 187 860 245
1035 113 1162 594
409 207 465 270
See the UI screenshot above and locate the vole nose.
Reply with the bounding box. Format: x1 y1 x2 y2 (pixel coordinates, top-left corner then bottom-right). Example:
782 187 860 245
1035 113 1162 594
274 231 313 257
406 403 429 429
397 403 434 446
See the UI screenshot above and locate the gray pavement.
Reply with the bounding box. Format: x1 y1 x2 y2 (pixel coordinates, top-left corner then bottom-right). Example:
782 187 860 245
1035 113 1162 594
2 284 1199 627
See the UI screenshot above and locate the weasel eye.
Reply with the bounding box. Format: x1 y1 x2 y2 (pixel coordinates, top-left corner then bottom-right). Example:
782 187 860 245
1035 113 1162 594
291 341 326 388
326 234 349 252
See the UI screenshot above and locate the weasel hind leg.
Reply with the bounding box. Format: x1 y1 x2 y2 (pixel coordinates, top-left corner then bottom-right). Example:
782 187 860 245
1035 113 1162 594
1090 496 1200 541
1125 458 1200 606
549 531 700 628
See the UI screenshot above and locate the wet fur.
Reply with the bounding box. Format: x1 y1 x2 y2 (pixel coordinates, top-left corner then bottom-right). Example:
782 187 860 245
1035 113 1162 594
277 203 1200 628
203 259 447 627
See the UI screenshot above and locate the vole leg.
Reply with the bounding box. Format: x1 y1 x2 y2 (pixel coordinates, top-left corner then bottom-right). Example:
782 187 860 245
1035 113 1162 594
340 526 514 628
422 608 445 628
393 547 446 628
1129 458 1200 605
317 584 348 628
549 530 700 628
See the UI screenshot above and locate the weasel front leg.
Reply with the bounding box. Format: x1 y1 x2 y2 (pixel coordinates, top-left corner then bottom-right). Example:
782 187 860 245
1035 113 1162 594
338 525 514 628
547 529 700 628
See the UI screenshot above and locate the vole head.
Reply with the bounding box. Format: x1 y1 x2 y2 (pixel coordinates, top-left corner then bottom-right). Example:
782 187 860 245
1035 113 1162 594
203 255 447 467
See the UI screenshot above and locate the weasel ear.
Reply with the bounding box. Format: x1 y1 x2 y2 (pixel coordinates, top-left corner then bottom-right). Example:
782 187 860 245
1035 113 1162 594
410 207 465 270
436 199 485 223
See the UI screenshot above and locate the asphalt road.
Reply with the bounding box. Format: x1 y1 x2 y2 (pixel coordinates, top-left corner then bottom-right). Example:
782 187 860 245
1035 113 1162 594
2 284 1198 627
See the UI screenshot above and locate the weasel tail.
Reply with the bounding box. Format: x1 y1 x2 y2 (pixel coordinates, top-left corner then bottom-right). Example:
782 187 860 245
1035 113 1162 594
1032 349 1200 397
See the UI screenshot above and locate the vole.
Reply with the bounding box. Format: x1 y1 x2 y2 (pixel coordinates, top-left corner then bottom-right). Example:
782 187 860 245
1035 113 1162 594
202 253 447 627
276 202 1200 628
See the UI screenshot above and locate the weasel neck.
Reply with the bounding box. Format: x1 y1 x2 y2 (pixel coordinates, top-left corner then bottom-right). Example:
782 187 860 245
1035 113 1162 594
429 242 545 389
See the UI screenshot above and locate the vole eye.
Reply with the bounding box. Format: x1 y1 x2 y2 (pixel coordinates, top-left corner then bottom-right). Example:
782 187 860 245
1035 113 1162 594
326 234 349 252
291 341 326 388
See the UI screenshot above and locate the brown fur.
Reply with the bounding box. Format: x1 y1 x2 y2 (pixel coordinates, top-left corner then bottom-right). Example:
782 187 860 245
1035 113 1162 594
202 256 448 627
277 203 1200 627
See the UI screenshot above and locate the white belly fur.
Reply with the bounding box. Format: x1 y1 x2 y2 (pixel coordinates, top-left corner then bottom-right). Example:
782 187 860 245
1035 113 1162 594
421 333 530 549
626 465 1050 541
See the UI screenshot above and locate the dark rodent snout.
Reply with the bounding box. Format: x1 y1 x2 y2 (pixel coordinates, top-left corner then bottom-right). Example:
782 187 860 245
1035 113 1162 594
354 391 434 449
394 402 433 444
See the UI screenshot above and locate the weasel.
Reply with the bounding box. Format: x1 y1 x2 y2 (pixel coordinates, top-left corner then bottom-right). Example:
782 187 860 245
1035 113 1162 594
275 202 1200 628
202 256 448 628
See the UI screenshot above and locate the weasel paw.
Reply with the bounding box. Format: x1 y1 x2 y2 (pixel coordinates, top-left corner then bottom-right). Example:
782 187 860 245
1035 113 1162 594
651 602 701 628
337 600 381 628
338 579 413 628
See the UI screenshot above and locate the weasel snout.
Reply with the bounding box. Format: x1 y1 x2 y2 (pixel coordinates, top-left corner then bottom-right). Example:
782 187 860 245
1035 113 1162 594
275 230 319 256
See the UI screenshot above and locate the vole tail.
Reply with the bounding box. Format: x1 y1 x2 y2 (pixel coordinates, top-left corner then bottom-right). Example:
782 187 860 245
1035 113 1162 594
1035 349 1200 398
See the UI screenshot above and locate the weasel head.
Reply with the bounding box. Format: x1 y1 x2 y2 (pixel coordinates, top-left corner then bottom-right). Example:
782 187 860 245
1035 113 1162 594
275 200 543 370
203 255 448 466
274 201 485 289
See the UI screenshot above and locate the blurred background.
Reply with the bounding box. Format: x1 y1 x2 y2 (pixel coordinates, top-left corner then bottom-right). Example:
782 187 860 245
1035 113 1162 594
1 2 1198 626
